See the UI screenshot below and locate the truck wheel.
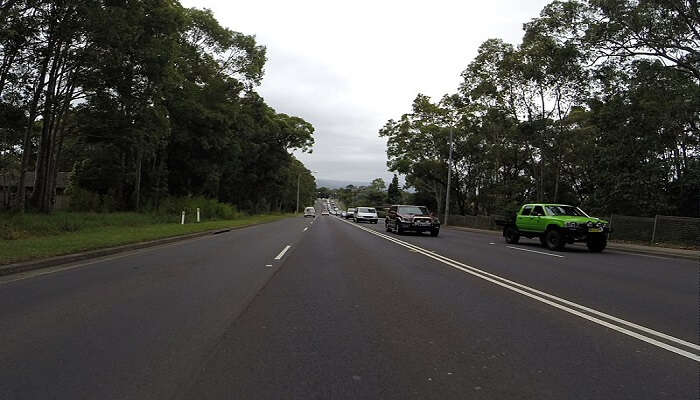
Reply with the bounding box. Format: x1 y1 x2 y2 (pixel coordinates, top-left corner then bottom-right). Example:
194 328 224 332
385 222 391 232
545 228 565 250
539 235 547 246
587 234 607 252
430 229 439 237
504 226 520 244
396 224 404 235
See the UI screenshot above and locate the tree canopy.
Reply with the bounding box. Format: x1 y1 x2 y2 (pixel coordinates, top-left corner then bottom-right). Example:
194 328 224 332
0 0 316 213
380 0 699 217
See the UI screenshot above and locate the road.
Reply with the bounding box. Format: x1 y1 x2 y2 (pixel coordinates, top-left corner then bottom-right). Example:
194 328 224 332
0 209 697 399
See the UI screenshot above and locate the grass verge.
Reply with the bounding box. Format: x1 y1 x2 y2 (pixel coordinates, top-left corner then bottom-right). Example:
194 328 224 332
0 214 291 265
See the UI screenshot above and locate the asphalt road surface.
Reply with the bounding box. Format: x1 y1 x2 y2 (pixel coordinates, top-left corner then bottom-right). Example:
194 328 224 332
1 209 697 399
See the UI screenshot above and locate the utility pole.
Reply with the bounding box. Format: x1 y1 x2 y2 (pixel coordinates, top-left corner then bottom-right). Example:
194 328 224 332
444 127 453 227
296 173 301 214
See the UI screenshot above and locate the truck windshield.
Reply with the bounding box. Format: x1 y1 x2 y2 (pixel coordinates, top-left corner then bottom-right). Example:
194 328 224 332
398 206 429 215
545 205 588 217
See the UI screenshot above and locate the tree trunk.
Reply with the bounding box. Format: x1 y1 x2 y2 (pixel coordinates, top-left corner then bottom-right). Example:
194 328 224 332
30 41 64 212
31 37 78 213
16 44 52 211
0 49 17 98
538 159 544 202
553 156 561 203
134 145 142 210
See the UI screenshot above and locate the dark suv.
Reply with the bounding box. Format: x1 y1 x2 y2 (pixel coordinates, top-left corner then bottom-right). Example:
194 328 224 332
385 205 440 236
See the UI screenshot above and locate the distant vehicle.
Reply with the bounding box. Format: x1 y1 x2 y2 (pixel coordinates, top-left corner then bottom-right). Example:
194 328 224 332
341 211 347 217
385 205 440 236
499 204 609 252
303 207 316 218
353 207 378 224
321 210 329 216
345 208 356 219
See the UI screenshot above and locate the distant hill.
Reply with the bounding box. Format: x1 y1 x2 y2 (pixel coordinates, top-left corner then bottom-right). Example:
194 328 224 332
316 179 368 189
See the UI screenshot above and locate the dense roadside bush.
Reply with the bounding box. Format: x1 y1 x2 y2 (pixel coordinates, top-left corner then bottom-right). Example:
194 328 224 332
155 197 242 221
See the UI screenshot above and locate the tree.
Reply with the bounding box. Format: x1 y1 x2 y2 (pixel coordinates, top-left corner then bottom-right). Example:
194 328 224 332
316 186 332 199
387 174 401 204
530 0 700 79
380 0 699 217
2 1 317 214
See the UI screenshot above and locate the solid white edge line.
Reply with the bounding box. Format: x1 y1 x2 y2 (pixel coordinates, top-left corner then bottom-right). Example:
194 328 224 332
506 246 565 258
336 217 700 361
274 245 291 260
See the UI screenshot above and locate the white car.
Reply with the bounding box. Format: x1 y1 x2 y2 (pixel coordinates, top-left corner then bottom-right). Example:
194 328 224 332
353 207 378 224
321 210 329 216
303 207 316 218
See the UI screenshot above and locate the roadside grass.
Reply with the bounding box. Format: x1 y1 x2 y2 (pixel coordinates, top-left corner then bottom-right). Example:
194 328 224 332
0 213 292 265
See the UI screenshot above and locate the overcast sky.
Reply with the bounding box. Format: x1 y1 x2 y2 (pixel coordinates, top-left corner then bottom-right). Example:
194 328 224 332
181 0 551 184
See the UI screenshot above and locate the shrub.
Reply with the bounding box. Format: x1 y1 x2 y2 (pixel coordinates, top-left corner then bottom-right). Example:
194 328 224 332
155 196 241 221
67 186 101 212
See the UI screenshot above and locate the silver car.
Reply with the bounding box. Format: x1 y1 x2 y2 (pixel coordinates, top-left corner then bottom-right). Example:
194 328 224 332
353 207 378 224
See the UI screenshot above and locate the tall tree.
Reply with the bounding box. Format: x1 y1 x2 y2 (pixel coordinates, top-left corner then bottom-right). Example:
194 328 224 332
387 174 401 204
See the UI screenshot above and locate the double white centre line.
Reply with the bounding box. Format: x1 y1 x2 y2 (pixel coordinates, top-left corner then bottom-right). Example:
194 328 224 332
336 217 700 362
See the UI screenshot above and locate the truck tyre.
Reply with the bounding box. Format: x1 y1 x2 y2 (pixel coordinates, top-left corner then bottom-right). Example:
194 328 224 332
396 224 404 235
539 235 547 246
430 229 439 237
504 226 520 244
385 222 391 232
545 228 565 250
587 234 607 252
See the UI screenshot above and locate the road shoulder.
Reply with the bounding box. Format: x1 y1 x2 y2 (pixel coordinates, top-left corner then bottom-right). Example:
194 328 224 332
0 216 293 277
447 225 699 260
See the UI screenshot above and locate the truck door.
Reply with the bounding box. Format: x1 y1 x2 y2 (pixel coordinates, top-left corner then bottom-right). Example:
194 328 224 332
517 205 534 231
531 205 547 231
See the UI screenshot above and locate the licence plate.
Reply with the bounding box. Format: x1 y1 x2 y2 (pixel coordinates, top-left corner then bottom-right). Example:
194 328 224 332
415 221 430 226
589 228 602 233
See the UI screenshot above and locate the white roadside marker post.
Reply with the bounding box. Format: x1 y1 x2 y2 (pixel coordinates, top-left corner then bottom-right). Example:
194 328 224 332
181 210 185 225
197 208 200 223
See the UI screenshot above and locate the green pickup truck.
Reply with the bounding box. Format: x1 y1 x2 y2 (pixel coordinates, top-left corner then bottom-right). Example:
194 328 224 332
501 204 610 252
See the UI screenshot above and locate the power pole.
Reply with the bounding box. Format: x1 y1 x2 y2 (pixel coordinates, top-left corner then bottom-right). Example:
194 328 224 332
296 173 300 214
444 127 453 227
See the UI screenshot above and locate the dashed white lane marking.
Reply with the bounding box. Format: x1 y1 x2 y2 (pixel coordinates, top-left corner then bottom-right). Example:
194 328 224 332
274 245 291 260
489 242 495 245
265 264 273 267
335 217 700 362
303 227 308 232
506 246 564 258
